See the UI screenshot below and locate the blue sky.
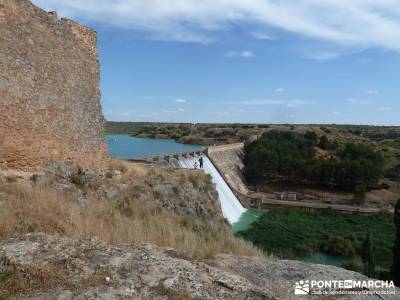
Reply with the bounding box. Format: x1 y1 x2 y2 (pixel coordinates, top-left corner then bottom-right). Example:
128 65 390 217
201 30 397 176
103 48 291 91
33 1 400 125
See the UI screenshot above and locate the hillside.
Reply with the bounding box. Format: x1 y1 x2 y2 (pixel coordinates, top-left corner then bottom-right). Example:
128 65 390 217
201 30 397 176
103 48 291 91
0 160 259 259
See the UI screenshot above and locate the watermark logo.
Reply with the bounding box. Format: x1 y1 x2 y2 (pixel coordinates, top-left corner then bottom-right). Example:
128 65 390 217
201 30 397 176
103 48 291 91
295 280 310 295
294 279 396 296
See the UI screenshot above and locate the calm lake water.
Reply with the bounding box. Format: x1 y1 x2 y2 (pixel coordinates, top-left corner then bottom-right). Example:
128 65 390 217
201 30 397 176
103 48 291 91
106 134 204 159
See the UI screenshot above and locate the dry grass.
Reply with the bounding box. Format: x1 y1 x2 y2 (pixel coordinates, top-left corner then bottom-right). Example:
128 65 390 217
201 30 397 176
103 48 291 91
107 158 128 173
0 256 67 299
0 184 262 258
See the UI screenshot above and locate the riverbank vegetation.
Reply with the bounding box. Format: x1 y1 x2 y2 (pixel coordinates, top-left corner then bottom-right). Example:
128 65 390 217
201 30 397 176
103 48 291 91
236 208 395 272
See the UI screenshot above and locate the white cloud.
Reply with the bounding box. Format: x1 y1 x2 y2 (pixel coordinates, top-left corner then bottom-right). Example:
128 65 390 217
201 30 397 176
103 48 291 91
377 107 392 111
32 0 400 51
237 99 306 108
304 51 341 61
104 109 137 121
346 97 357 103
251 32 275 40
366 89 379 95
225 50 254 58
177 108 185 112
346 97 370 105
175 98 187 103
161 110 177 114
275 88 284 93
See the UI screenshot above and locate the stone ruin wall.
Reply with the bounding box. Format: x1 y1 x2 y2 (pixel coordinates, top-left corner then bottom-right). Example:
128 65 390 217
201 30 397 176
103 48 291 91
0 0 108 171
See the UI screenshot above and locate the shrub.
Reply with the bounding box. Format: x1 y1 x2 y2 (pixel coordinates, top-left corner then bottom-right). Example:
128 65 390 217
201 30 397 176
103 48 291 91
70 174 86 187
321 236 356 257
107 159 128 174
385 164 400 181
379 182 391 190
172 186 179 195
188 175 199 188
342 260 362 273
353 184 367 205
30 174 40 184
152 190 162 200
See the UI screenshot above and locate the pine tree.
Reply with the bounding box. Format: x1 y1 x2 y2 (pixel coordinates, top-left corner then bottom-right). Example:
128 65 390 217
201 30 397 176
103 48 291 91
361 231 375 277
390 199 400 286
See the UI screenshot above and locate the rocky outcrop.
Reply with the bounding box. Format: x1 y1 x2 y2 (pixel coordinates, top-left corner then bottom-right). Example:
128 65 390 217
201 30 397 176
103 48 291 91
1 234 397 300
0 161 223 222
209 255 398 300
0 0 108 171
0 234 275 299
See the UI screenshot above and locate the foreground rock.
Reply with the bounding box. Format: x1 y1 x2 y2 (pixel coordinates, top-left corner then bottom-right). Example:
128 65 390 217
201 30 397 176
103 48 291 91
1 234 397 299
0 234 274 299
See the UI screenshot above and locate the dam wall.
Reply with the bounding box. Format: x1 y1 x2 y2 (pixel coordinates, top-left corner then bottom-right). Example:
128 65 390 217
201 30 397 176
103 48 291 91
177 155 246 224
207 143 249 195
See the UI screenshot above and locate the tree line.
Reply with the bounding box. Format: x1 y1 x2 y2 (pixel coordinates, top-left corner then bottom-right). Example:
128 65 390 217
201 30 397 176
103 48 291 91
243 131 384 192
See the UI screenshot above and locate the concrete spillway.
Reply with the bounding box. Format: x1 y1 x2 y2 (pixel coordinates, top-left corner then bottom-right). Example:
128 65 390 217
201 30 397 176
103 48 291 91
178 156 246 224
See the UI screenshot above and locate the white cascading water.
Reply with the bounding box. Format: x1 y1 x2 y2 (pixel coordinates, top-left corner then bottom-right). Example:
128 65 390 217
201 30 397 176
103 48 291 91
178 156 246 224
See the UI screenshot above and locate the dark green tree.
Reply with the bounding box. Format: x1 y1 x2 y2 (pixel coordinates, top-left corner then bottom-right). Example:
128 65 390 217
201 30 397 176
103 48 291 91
390 199 400 286
353 184 367 205
318 135 330 150
243 131 383 191
304 131 318 144
361 231 375 277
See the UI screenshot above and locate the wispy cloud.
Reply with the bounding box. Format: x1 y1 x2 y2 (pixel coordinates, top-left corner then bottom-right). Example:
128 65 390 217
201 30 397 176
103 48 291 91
346 97 370 105
161 110 177 114
33 0 400 51
175 98 187 103
275 88 284 93
304 51 341 61
237 99 306 108
104 109 137 121
251 32 275 40
377 107 392 111
366 89 379 95
225 50 254 58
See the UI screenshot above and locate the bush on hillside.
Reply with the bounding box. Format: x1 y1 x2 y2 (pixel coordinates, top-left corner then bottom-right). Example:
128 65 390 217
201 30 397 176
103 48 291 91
321 236 356 257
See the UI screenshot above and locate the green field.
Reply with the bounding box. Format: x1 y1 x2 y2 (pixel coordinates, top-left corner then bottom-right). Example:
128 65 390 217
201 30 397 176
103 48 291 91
237 209 395 270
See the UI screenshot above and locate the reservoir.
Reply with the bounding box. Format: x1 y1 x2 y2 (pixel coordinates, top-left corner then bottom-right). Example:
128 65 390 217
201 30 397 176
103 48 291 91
106 135 356 266
106 134 204 159
106 135 351 269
